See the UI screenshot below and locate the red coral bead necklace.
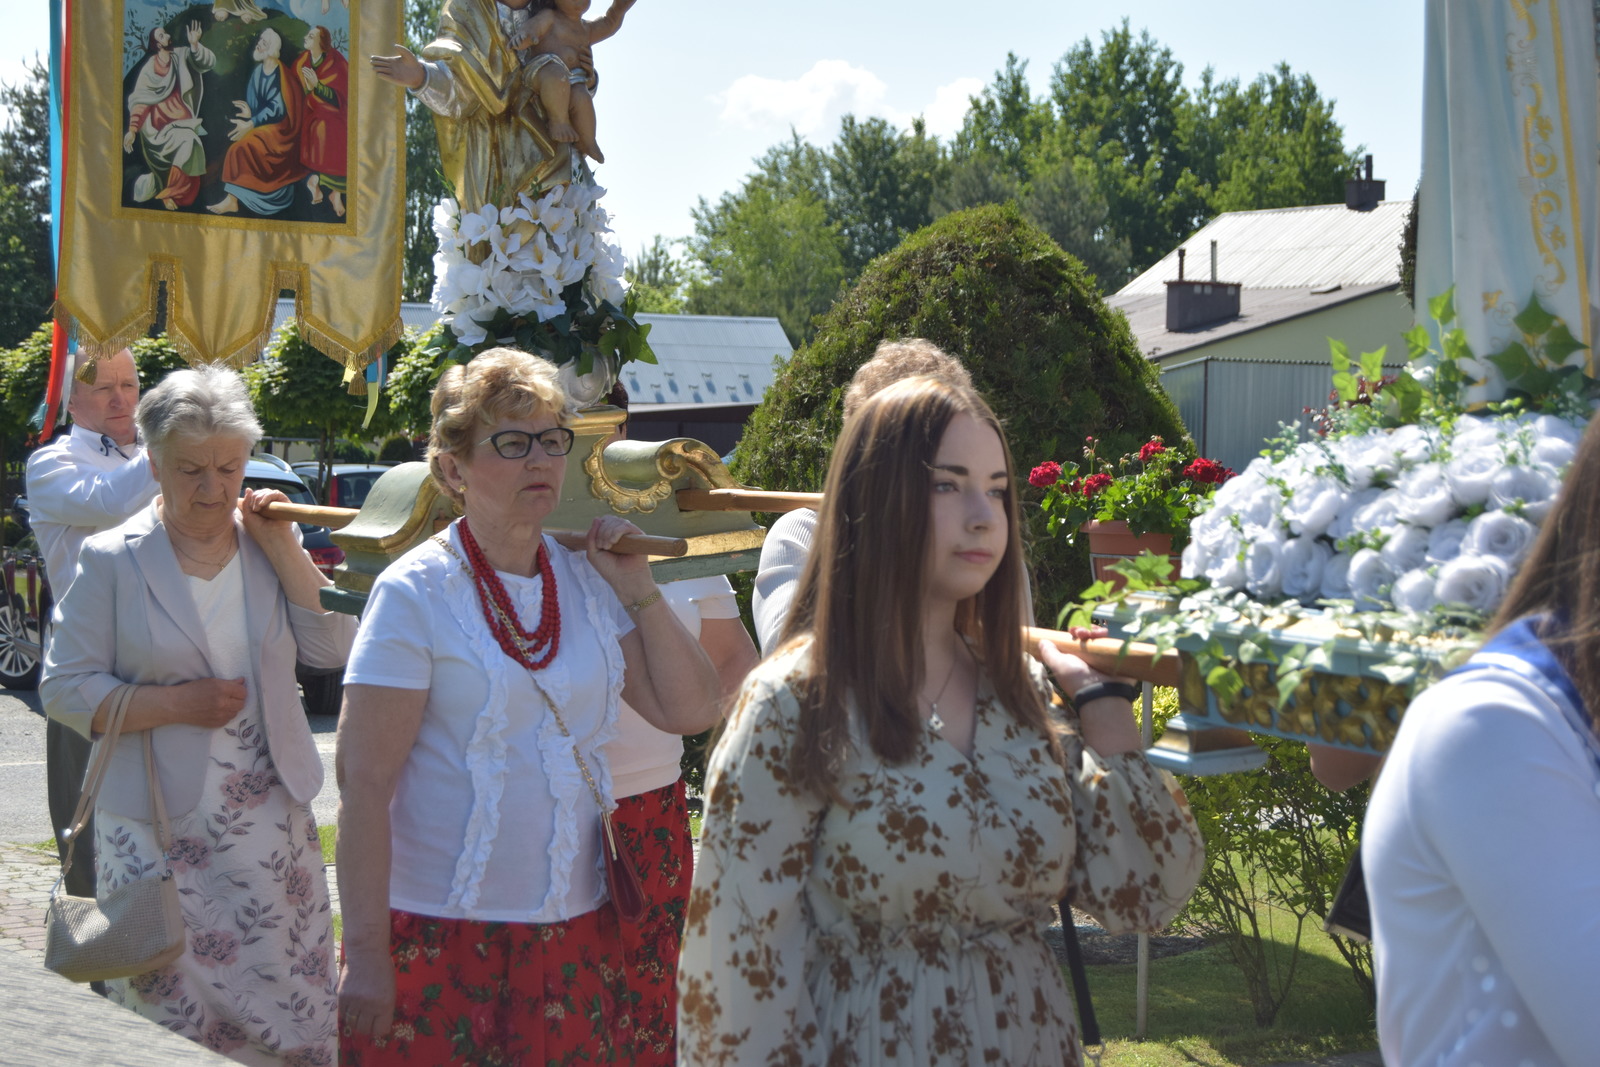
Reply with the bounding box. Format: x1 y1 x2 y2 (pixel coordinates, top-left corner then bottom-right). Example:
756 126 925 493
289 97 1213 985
458 517 561 670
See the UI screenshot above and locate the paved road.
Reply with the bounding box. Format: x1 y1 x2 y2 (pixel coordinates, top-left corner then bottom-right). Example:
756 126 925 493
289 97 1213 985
0 688 341 847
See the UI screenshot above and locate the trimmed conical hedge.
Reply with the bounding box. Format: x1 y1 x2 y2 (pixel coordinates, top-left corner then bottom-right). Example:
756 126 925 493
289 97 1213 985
730 202 1190 618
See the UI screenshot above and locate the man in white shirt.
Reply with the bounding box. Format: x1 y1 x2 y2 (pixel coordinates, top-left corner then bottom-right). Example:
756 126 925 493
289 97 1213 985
25 348 158 897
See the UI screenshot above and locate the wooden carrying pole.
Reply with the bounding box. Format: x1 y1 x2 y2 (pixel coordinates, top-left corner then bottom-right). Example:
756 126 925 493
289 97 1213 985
676 488 822 513
256 501 689 558
1022 626 1181 689
260 504 1183 685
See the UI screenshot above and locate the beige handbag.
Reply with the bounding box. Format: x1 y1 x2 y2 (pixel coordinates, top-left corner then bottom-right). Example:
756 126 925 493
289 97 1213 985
43 684 186 982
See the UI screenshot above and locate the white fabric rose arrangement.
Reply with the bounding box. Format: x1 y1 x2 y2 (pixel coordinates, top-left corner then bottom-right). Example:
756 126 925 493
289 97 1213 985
1181 412 1583 617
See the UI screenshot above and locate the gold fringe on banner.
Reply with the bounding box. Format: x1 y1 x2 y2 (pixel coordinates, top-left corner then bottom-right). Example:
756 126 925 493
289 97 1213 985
56 1 406 376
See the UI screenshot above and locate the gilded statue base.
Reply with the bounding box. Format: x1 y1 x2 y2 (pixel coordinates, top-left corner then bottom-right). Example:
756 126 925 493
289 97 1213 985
319 405 766 615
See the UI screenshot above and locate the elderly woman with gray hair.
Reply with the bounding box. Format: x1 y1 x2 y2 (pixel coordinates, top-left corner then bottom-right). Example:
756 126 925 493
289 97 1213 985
43 364 354 1065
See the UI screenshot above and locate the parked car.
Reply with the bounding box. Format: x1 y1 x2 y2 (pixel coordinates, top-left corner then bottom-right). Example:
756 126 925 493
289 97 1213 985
1 459 349 716
291 462 395 510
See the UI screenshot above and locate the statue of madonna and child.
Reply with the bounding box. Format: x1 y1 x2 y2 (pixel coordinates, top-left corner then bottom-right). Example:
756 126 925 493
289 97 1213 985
372 0 651 405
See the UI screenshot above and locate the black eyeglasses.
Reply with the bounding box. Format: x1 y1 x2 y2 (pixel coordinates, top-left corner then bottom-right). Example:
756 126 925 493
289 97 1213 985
478 427 576 459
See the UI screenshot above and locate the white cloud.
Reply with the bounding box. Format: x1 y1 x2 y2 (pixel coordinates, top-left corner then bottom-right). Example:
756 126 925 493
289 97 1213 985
717 60 889 137
716 63 983 144
920 77 984 139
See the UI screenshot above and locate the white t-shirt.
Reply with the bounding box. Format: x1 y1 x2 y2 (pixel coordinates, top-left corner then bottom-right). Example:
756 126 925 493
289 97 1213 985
606 574 739 799
346 525 634 923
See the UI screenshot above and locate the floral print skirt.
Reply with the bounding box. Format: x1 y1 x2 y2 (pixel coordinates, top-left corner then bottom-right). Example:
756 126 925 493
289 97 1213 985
98 713 337 1065
340 905 635 1066
613 779 694 1067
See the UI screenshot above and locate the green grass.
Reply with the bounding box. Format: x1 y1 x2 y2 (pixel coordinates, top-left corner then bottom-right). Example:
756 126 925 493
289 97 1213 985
319 823 337 865
1084 919 1376 1066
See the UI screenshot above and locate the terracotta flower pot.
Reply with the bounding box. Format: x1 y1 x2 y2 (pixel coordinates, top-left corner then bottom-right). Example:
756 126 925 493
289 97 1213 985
1082 520 1182 592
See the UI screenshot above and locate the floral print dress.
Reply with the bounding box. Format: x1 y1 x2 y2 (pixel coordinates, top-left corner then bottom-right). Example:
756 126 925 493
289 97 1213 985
98 558 338 1066
678 642 1204 1067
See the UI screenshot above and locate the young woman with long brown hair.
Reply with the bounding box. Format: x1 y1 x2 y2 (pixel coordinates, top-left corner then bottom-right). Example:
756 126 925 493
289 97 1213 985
677 375 1203 1066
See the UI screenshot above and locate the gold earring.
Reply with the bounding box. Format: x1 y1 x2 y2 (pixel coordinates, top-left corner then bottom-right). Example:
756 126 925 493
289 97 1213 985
459 482 468 494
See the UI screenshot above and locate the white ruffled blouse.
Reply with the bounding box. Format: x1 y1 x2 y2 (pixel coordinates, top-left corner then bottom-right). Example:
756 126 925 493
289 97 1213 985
345 523 633 922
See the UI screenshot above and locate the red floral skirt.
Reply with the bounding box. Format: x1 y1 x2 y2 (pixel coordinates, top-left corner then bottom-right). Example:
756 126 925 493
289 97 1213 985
341 905 634 1066
612 779 694 1067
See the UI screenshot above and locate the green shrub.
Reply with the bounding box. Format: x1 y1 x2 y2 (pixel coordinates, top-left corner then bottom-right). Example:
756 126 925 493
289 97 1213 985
332 439 377 463
729 203 1190 615
378 435 418 463
1177 739 1373 1025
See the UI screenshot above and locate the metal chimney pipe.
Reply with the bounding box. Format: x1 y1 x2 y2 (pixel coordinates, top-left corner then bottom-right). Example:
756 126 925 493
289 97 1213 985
1177 248 1186 281
1210 241 1218 282
1365 154 1374 181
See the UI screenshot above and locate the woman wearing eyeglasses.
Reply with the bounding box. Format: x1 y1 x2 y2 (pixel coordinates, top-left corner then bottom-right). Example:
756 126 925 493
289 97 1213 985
333 349 722 1065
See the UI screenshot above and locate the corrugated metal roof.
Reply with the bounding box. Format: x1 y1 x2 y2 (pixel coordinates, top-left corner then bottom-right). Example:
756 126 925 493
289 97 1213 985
624 314 790 407
268 301 791 407
1117 200 1411 295
1108 283 1397 361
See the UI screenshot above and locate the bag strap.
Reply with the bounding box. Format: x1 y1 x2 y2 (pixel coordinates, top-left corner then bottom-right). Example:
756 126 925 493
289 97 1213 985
1058 889 1102 1056
59 683 135 882
59 685 172 884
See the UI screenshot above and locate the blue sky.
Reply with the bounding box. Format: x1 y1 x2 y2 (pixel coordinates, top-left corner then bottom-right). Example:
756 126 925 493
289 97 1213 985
8 1 1426 265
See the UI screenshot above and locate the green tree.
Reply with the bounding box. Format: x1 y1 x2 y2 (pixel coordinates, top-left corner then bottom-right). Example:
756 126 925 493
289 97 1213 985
384 324 450 438
686 183 846 347
0 60 52 348
950 54 1055 184
1198 64 1359 213
246 323 398 497
824 115 940 273
1050 21 1206 272
0 323 52 485
625 237 688 314
730 204 1188 607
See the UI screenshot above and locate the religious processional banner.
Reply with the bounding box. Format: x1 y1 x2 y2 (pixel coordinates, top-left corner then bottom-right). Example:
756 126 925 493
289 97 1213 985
1415 0 1600 405
54 0 403 372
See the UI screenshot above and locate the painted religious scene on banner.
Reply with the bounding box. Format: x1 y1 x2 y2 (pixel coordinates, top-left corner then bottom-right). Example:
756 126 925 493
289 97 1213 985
120 0 352 223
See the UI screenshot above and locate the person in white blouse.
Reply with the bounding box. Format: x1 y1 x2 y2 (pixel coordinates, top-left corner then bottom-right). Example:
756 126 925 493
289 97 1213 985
25 347 158 900
335 349 722 1065
1365 412 1600 1067
597 384 760 1065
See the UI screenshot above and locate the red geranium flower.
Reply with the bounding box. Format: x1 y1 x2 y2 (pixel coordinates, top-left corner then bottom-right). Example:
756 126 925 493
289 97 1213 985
1183 457 1228 484
1028 461 1063 489
1082 472 1114 497
1138 438 1167 463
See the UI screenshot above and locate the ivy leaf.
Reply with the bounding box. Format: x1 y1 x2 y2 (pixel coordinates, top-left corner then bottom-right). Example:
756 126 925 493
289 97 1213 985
1331 371 1359 403
1541 321 1589 366
1358 347 1388 383
1487 341 1534 382
1207 665 1244 706
1403 324 1432 362
1328 338 1351 373
1513 293 1556 337
1369 662 1417 686
1428 287 1457 326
